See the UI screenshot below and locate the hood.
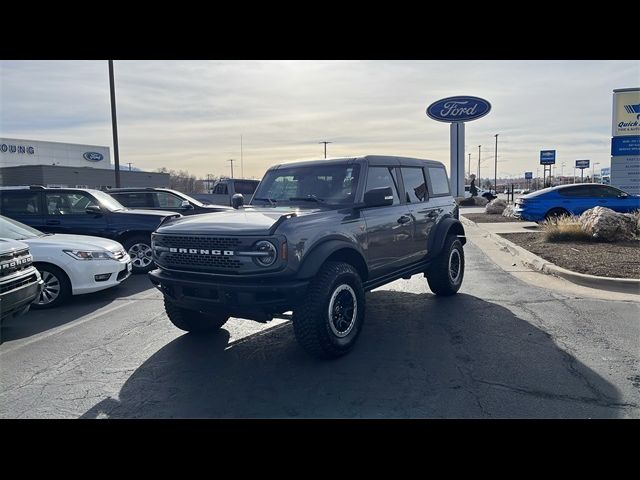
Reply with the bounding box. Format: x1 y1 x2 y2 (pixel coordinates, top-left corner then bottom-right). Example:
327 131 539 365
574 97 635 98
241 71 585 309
0 238 29 254
23 234 125 252
156 206 320 235
118 208 180 217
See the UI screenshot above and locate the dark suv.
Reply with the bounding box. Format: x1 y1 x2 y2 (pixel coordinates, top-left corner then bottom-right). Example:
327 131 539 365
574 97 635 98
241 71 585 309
0 186 180 273
149 156 466 359
107 187 233 215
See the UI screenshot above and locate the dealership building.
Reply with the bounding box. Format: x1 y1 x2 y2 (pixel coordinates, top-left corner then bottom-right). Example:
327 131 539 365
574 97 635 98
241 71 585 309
0 138 169 189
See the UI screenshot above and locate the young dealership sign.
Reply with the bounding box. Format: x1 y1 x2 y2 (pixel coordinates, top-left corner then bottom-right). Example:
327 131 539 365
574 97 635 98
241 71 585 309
426 96 492 197
611 88 640 194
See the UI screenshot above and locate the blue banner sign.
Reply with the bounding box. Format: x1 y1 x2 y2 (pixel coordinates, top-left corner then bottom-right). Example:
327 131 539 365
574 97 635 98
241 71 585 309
426 96 491 123
575 159 590 169
611 136 640 156
601 167 610 176
524 171 533 179
540 150 556 165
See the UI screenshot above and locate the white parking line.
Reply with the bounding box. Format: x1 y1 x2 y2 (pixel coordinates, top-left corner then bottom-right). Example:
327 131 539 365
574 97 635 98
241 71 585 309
0 290 161 356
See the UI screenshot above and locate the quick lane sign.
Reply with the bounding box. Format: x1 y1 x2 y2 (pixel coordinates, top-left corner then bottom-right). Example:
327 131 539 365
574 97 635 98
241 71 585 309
611 136 640 156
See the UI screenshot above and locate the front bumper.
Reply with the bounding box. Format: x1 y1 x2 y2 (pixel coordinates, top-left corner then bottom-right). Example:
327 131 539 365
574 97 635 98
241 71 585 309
148 268 309 318
70 257 132 295
0 270 43 320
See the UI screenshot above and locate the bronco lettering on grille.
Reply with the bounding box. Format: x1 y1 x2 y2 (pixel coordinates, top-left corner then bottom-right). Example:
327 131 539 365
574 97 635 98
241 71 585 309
168 247 234 256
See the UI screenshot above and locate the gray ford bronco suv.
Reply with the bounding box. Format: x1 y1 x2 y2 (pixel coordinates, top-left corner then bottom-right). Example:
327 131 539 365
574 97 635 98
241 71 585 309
149 156 466 359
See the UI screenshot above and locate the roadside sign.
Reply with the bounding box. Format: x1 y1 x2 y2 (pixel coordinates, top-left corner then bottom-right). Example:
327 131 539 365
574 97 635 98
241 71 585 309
524 172 533 179
611 135 640 156
540 150 556 165
575 159 590 169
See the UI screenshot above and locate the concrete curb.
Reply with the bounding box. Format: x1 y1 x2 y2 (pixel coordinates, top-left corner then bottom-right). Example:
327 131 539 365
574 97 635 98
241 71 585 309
461 215 640 295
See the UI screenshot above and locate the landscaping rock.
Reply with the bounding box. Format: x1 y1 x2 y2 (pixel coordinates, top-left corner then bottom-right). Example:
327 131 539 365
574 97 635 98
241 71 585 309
473 196 489 206
485 198 508 214
456 197 475 206
579 206 637 242
502 205 516 218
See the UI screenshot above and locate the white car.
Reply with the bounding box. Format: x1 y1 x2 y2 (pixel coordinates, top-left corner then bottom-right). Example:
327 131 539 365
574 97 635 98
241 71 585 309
0 215 132 308
464 185 497 200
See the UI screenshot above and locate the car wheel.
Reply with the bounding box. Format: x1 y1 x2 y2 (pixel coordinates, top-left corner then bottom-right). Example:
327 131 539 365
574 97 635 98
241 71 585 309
426 234 465 296
292 261 365 359
544 208 570 221
32 264 71 309
122 235 155 273
163 296 229 332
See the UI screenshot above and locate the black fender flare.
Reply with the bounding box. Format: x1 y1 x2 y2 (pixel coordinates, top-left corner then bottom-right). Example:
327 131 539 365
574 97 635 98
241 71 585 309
428 217 466 259
296 239 368 280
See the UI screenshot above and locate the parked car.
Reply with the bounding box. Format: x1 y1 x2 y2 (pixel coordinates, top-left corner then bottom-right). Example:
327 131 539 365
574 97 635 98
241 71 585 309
464 185 496 200
0 215 132 308
204 178 260 206
0 238 42 328
514 183 640 222
149 155 466 359
0 186 180 273
107 187 233 215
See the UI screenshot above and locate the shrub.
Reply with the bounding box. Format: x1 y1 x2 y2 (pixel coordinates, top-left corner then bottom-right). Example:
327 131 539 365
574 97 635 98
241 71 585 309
542 215 592 242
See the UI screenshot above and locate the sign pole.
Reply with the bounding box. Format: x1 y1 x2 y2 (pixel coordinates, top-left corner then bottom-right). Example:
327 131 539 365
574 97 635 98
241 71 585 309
450 122 465 197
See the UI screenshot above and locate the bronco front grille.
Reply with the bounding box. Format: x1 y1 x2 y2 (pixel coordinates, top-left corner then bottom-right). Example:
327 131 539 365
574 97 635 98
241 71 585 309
0 272 38 295
0 249 33 278
163 253 242 271
154 235 242 251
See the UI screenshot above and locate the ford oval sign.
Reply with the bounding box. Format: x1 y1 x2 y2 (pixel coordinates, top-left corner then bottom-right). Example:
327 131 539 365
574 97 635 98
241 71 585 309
83 152 104 162
426 96 491 123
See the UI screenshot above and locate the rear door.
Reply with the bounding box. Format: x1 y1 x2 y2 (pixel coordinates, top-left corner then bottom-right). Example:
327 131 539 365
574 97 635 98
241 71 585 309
360 165 414 277
399 166 434 262
43 191 108 236
0 190 46 230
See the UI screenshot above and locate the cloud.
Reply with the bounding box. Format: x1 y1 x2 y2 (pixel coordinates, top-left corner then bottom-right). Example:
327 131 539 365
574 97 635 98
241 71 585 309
1 60 638 179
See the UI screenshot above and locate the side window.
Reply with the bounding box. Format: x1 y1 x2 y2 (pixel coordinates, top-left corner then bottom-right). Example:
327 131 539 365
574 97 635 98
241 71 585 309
401 167 428 203
154 192 184 208
234 181 258 195
559 186 592 197
365 167 400 205
45 192 96 215
214 183 228 195
114 193 152 208
427 167 451 196
594 185 624 198
1 192 41 215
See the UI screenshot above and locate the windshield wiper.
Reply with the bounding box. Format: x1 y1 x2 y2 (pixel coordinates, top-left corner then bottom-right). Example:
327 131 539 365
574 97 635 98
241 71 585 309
254 197 277 206
288 196 325 203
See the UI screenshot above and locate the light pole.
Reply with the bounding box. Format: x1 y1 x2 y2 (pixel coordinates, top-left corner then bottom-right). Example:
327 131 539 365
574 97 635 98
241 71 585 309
468 153 471 182
493 134 498 195
127 162 133 171
561 161 565 184
319 141 333 159
108 60 121 188
228 159 235 179
477 145 481 184
592 162 600 183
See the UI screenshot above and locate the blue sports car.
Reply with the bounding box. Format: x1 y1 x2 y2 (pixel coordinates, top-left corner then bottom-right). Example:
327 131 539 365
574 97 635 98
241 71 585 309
513 183 640 222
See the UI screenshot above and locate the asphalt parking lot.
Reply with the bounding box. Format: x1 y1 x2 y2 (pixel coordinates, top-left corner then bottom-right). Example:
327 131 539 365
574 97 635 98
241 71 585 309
1 241 638 418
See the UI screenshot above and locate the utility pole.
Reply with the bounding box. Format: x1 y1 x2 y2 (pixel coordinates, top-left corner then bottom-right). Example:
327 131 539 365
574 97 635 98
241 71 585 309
228 159 235 179
477 145 481 184
494 134 498 195
108 60 121 188
127 162 132 171
240 135 244 178
319 141 332 159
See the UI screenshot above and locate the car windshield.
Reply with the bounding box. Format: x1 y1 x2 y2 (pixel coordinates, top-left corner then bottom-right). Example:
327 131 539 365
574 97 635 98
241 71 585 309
170 190 205 207
251 164 360 207
0 215 46 240
90 189 126 211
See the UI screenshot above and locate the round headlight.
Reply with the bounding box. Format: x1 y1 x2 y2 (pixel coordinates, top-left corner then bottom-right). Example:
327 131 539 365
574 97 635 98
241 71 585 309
254 240 277 266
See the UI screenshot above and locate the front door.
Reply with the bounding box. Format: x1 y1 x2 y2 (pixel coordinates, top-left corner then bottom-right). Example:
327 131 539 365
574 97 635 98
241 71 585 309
361 166 414 277
43 191 108 236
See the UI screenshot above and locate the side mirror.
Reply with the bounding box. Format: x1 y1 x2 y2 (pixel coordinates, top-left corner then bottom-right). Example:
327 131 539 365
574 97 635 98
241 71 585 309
180 200 194 209
86 205 102 215
231 193 244 209
363 187 394 207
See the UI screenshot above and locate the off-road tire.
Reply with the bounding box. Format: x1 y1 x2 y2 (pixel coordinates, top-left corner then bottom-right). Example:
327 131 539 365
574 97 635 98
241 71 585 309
164 296 229 333
426 234 465 296
292 261 365 359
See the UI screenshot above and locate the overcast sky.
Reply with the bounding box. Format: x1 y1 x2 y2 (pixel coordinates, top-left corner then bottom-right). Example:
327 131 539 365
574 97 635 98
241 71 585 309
1 60 638 179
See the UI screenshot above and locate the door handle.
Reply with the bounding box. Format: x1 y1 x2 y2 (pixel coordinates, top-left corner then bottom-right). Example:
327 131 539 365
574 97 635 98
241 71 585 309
397 215 412 224
46 220 61 225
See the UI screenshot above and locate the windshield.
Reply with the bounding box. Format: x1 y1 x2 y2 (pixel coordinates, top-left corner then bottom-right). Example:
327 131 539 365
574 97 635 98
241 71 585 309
252 164 360 206
91 189 126 211
170 190 205 207
0 215 44 240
